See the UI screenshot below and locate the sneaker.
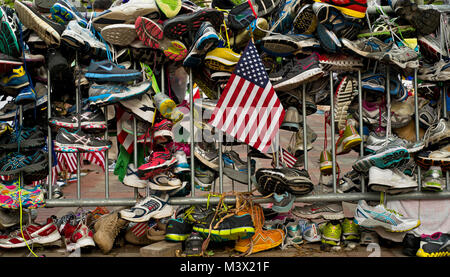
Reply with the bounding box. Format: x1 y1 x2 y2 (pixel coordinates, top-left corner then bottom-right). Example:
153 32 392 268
165 218 193 242
120 195 174 223
15 85 36 105
292 203 344 220
361 73 385 93
0 217 61 248
381 44 419 69
354 200 421 232
418 34 448 62
0 208 32 230
0 126 45 151
313 0 367 18
293 4 318 35
153 118 174 144
92 0 160 30
173 150 190 173
256 167 314 196
119 91 157 124
49 108 107 129
419 101 439 129
193 212 255 242
184 232 203 256
204 47 241 72
341 218 360 241
194 165 215 191
227 2 255 30
54 128 112 152
261 34 319 57
137 148 177 179
272 192 295 213
319 53 364 72
313 2 363 39
298 220 321 243
316 23 341 53
321 221 342 246
334 76 358 132
364 133 424 154
0 53 23 74
272 52 324 91
100 24 137 46
282 220 303 248
416 145 450 171
391 0 440 36
148 173 182 191
341 37 392 59
156 0 181 18
93 211 128 254
14 0 64 46
336 124 362 155
353 144 410 173
423 118 450 147
0 150 48 176
270 0 303 34
0 66 30 89
223 150 255 184
85 60 141 83
287 124 315 156
422 166 445 192
0 6 21 58
0 182 45 209
63 222 95 251
416 232 450 257
368 166 418 194
418 60 450 82
61 20 107 57
163 8 223 40
319 150 333 175
50 0 87 26
123 163 149 188
183 22 220 68
194 142 220 171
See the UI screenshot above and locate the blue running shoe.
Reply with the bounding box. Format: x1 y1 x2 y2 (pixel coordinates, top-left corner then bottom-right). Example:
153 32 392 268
272 192 295 213
88 80 151 105
316 23 341 53
0 66 29 89
353 144 410 173
15 85 36 105
50 0 88 27
183 22 219 68
85 60 142 83
270 0 303 34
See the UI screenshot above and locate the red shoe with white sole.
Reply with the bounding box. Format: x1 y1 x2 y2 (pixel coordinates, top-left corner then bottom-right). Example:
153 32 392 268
63 222 95 251
153 119 174 144
0 217 61 248
138 148 177 179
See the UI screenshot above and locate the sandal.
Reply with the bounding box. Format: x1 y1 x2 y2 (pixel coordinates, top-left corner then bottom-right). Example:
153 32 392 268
184 232 203 257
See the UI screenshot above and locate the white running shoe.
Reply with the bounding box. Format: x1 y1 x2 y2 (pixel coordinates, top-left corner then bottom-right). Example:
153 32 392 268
123 163 149 188
119 194 174 222
354 200 420 232
173 150 190 173
368 166 418 194
61 20 107 57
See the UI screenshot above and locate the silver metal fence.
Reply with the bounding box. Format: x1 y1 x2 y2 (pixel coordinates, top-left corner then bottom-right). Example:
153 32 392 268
43 6 450 208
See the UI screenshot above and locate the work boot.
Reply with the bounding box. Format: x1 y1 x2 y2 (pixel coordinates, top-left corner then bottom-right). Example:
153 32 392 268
93 211 129 254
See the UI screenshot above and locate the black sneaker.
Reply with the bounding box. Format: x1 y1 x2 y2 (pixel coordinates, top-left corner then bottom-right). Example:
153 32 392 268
256 167 314 196
227 2 255 30
89 80 152 107
402 233 420 256
47 48 75 94
85 60 141 83
192 213 255 242
184 232 203 257
165 218 193 242
272 52 324 91
183 22 220 68
49 108 107 130
0 126 46 151
14 0 64 46
55 128 112 152
0 150 48 175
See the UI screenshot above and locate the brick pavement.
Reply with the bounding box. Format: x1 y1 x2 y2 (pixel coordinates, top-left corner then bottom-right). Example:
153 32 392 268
0 111 408 257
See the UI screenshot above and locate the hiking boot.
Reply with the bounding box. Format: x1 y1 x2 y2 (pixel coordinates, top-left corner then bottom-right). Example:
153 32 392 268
93 211 128 254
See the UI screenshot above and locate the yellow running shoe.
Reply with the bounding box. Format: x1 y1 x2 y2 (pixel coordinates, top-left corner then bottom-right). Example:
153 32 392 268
204 47 241 72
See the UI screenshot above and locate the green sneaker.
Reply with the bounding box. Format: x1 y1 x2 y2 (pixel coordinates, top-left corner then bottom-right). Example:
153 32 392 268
0 6 21 58
284 220 303 248
336 124 362 155
341 218 360 242
155 0 181 18
422 166 444 192
321 221 342 246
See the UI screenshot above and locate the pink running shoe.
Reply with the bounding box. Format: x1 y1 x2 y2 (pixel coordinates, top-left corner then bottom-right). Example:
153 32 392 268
138 148 177 179
153 118 174 143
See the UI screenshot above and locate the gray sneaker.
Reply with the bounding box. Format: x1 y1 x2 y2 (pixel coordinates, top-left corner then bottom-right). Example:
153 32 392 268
365 133 424 154
222 150 255 184
381 44 419 69
272 192 295 213
89 81 152 106
341 37 392 59
0 208 33 230
194 142 219 170
292 203 344 220
423 118 450 147
194 165 215 191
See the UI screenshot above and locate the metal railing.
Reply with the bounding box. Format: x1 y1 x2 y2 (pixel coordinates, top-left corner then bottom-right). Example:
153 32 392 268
43 6 450 208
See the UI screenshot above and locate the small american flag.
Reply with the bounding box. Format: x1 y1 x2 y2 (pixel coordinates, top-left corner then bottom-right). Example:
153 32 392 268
116 105 135 154
280 148 298 168
209 42 285 153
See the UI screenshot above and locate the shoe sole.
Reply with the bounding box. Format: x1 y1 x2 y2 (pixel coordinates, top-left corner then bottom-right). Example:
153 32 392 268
273 67 324 91
354 216 420 233
93 8 160 31
192 225 255 241
100 24 137 46
194 152 219 171
256 171 313 195
223 167 251 184
163 9 223 40
135 16 163 49
353 147 409 172
0 21 20 58
416 248 450 257
261 37 302 56
123 175 149 188
0 137 45 151
316 23 341 53
313 0 366 18
293 4 317 34
50 3 87 27
49 120 107 130
0 230 61 248
334 77 357 131
85 72 141 83
89 83 151 106
54 142 111 153
415 155 450 171
165 233 189 242
14 1 61 46
155 0 181 18
120 204 173 222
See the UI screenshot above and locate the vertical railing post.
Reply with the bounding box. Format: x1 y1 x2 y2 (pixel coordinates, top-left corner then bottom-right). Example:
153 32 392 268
329 72 337 193
75 51 81 200
413 68 422 190
189 69 195 197
104 106 109 198
357 70 366 192
217 87 224 194
302 84 308 170
47 67 52 199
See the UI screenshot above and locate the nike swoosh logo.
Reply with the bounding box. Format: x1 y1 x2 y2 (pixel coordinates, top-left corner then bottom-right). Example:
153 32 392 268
98 64 113 71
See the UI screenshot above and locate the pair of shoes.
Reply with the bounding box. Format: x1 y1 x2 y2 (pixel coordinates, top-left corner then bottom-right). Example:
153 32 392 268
320 218 360 247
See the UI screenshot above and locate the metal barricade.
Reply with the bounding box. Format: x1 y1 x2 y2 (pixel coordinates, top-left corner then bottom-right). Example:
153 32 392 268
43 6 450 208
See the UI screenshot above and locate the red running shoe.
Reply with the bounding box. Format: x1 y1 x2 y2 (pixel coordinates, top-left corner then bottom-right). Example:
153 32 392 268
64 222 95 251
0 217 61 248
138 148 177 179
153 119 174 143
313 0 367 18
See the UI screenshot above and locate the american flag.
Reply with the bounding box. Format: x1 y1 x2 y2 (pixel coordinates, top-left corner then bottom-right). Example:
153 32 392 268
208 42 285 153
280 148 297 168
116 105 135 154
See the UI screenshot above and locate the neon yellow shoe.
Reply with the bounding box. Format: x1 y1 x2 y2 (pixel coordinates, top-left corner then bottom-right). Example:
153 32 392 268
341 218 360 241
319 150 333 175
163 40 187 62
336 124 362 155
155 0 181 18
321 221 342 246
204 47 241 72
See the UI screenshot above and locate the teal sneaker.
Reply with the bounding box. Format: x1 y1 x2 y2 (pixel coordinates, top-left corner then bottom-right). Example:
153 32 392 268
0 6 21 58
282 220 303 248
321 221 342 246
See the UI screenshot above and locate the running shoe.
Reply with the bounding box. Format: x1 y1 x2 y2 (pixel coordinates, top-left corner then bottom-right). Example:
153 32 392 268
321 221 342 246
353 143 410 173
85 60 141 83
173 150 190 173
54 128 112 152
119 194 174 223
341 217 360 241
0 6 21 58
156 0 182 18
100 24 137 46
272 192 295 213
416 232 450 257
0 66 30 89
0 217 61 248
14 85 36 105
418 60 450 82
333 76 358 132
194 165 215 191
0 126 45 151
0 150 48 176
422 166 445 192
61 20 107 58
148 173 182 191
122 163 149 189
368 166 418 194
137 148 177 179
49 108 107 130
292 203 344 220
88 81 152 106
192 213 255 242
354 200 421 232
313 0 367 18
50 0 87 26
165 218 193 242
0 53 23 74
283 220 304 248
298 220 321 243
256 167 314 196
223 150 255 184
183 21 220 67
